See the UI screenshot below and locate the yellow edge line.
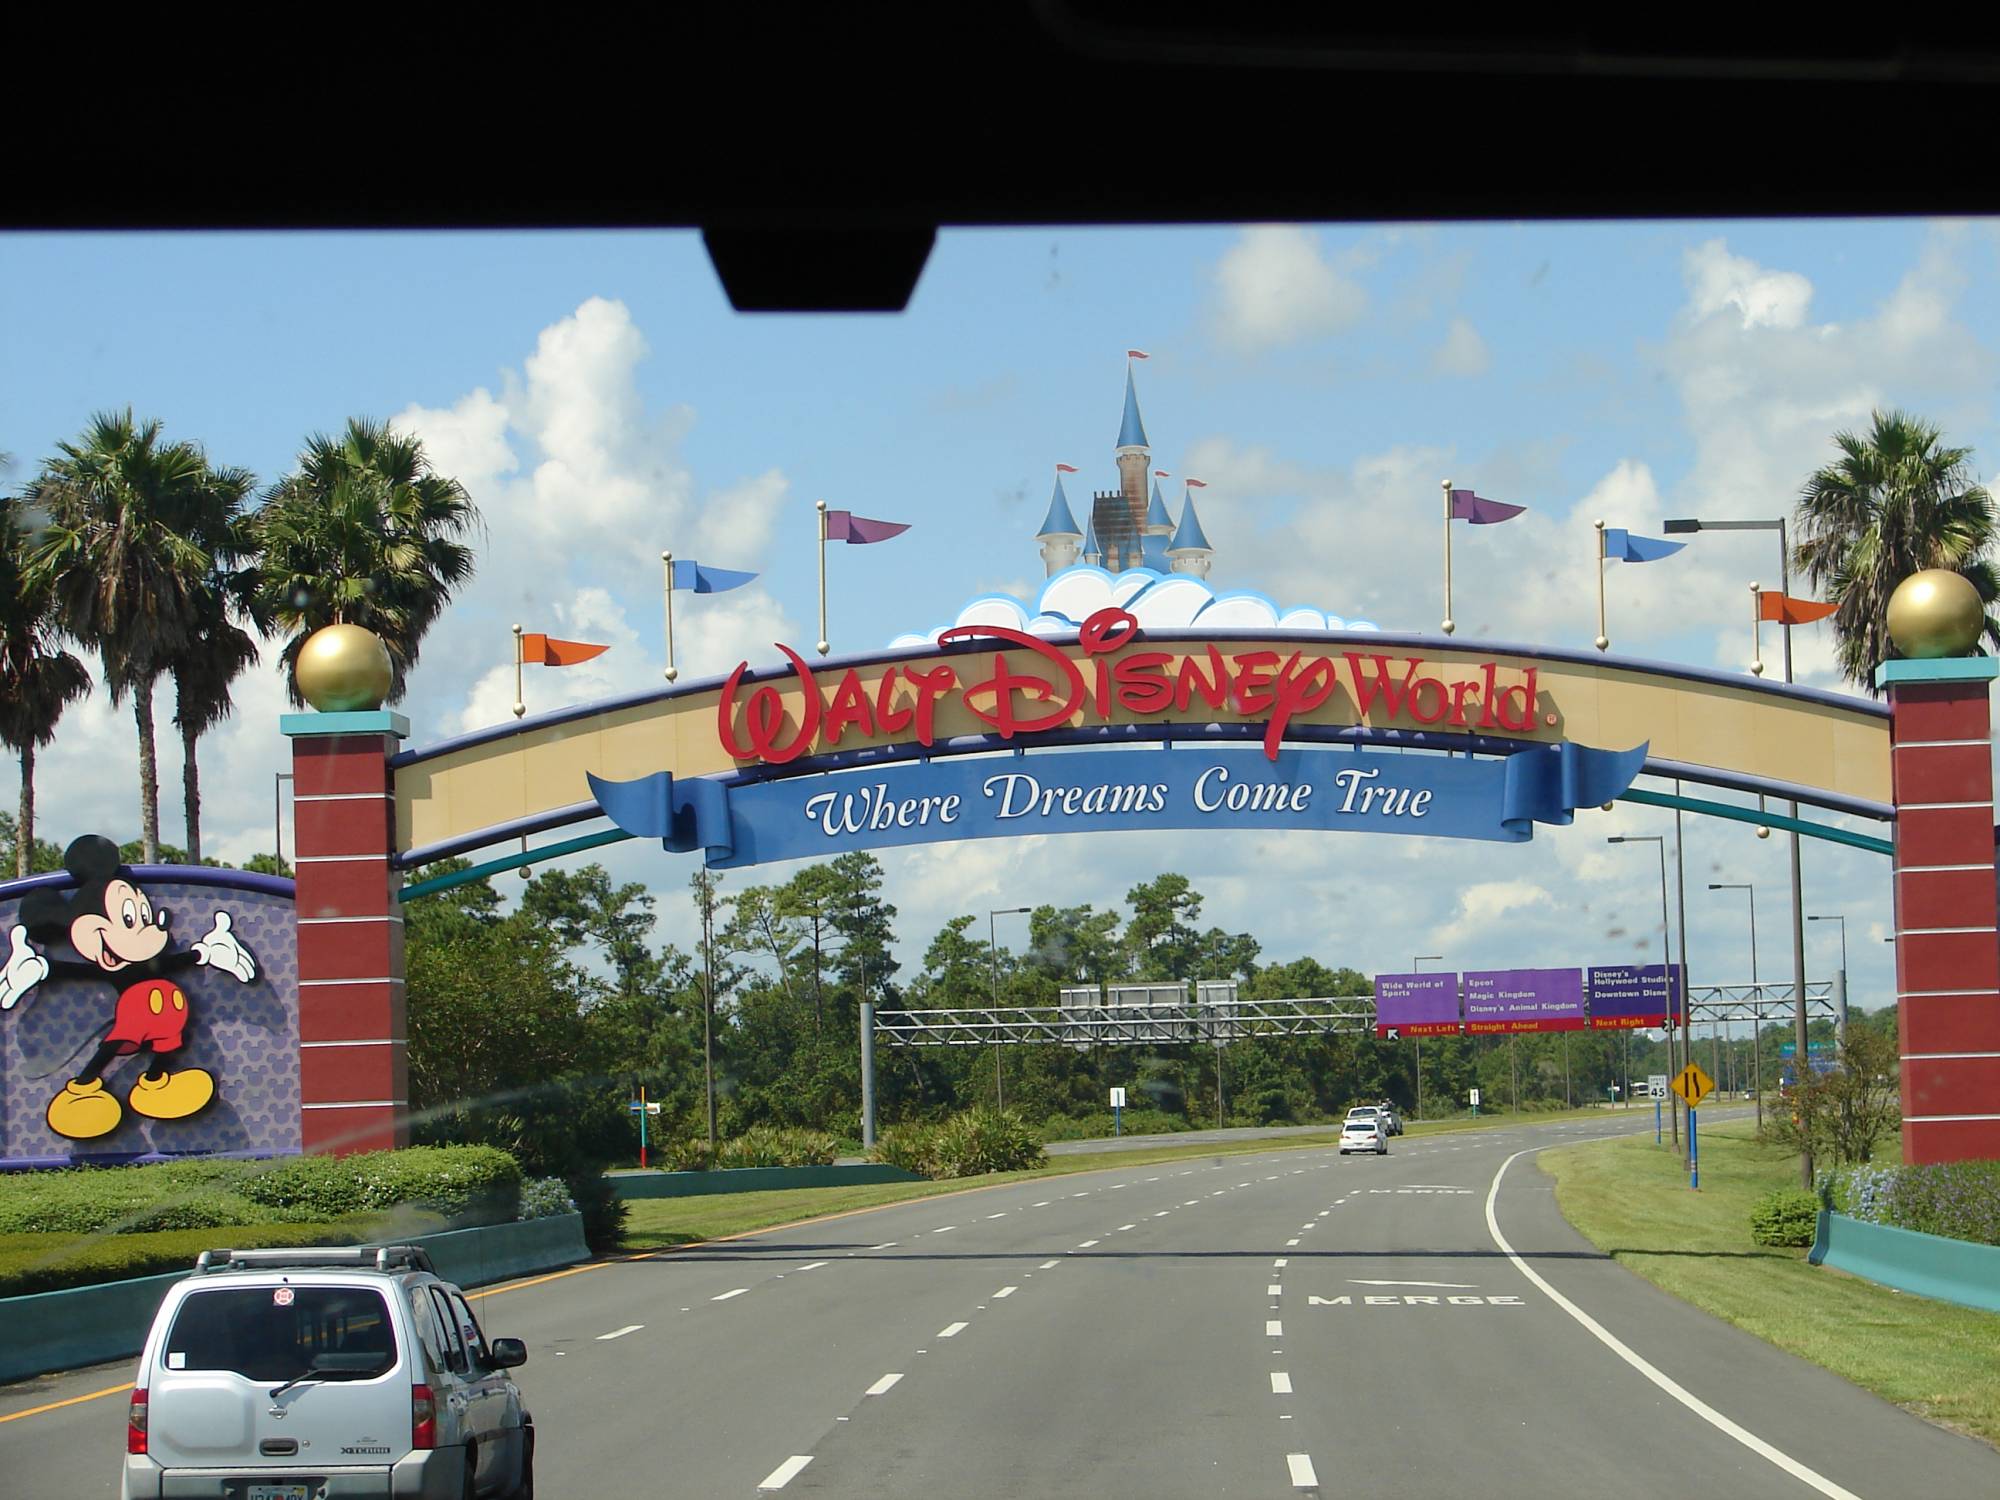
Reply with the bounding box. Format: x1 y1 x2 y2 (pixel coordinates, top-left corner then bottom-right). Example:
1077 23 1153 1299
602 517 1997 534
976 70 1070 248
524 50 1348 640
0 1380 135 1423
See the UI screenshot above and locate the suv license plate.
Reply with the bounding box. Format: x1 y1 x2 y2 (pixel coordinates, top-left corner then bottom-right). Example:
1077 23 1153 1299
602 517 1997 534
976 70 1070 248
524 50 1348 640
246 1486 309 1500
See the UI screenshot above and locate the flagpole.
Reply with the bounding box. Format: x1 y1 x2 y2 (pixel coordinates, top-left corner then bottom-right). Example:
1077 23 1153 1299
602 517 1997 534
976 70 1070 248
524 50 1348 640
662 551 679 683
816 500 831 656
1749 583 1764 676
1594 519 1609 651
511 624 526 719
1440 479 1455 635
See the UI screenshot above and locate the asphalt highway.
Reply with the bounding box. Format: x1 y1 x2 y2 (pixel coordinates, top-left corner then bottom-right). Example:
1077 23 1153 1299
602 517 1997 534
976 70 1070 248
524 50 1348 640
6 1111 1997 1498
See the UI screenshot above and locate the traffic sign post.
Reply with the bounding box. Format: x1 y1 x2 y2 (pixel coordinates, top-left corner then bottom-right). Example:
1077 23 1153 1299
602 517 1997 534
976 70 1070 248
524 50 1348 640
1646 1075 1669 1146
1469 1087 1481 1117
1110 1086 1126 1136
627 1085 660 1168
1669 1064 1713 1189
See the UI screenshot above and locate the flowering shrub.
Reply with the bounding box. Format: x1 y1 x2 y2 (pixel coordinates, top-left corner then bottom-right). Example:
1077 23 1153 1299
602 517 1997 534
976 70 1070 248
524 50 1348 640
1822 1160 2000 1247
517 1176 578 1220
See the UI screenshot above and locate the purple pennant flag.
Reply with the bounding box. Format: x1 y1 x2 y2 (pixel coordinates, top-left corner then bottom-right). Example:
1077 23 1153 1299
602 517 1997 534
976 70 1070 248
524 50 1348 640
825 509 911 545
1449 488 1527 525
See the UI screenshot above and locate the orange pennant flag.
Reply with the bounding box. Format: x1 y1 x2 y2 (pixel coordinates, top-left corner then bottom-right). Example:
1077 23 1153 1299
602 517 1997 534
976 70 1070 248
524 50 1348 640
519 633 609 666
1757 593 1839 626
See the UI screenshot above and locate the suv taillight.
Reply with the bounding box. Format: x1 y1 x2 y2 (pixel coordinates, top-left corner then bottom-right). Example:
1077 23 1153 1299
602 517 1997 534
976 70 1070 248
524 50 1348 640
127 1388 148 1454
411 1384 437 1450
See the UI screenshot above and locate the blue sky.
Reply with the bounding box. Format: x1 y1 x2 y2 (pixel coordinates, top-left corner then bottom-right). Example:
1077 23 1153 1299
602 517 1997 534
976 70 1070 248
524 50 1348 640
5 221 1997 1008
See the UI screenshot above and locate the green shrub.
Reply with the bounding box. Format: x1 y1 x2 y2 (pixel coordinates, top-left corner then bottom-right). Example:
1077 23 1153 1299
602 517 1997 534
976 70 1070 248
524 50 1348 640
563 1168 627 1253
1039 1108 1190 1142
869 1123 941 1176
715 1127 839 1169
658 1137 714 1173
925 1110 1045 1179
1750 1187 1822 1247
239 1146 521 1225
0 1218 407 1297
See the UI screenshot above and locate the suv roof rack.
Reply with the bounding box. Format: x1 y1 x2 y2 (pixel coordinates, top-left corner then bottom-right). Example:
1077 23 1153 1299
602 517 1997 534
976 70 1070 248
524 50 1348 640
194 1245 437 1275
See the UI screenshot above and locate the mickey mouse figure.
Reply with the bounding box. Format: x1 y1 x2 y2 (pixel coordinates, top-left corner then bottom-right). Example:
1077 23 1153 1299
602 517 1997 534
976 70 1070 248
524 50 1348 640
0 835 256 1141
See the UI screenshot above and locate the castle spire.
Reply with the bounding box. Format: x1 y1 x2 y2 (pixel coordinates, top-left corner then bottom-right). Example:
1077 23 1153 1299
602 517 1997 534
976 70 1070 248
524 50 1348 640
1117 365 1149 451
1035 473 1084 576
1167 485 1214 579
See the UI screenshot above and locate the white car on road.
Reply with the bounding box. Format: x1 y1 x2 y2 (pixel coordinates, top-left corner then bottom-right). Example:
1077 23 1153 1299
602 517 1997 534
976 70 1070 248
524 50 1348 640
123 1245 533 1499
1339 1117 1389 1155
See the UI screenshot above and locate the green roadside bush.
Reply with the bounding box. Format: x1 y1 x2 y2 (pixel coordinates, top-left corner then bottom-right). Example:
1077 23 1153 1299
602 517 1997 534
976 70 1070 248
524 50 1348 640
658 1137 715 1172
1749 1187 1822 1247
0 1214 446 1298
870 1109 1045 1180
0 1146 523 1238
1039 1108 1191 1142
714 1126 839 1169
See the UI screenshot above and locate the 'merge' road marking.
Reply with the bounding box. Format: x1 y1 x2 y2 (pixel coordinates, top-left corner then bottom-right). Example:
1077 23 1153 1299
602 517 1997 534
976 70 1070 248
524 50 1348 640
596 1324 643 1340
938 1322 969 1338
866 1373 903 1396
712 1288 747 1302
1287 1453 1319 1489
759 1455 813 1490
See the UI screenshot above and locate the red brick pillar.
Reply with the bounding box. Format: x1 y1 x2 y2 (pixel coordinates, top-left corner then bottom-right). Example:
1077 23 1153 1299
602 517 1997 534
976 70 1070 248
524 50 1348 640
1879 657 2000 1164
282 710 410 1155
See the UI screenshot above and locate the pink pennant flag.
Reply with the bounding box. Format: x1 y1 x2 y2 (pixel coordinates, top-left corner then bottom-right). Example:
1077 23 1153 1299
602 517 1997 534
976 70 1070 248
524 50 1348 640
1126 349 1150 360
824 510 910 545
1055 463 1079 474
1185 478 1208 489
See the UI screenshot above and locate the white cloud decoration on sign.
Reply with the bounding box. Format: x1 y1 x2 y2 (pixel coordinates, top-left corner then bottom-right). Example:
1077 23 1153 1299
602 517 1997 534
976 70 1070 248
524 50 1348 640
888 566 1381 649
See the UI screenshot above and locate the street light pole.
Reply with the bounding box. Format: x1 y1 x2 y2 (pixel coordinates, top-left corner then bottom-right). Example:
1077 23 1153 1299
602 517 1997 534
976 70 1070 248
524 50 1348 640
1809 914 1849 1044
1413 954 1443 1122
1666 514 1813 1186
1610 835 1676 1149
988 907 1030 1111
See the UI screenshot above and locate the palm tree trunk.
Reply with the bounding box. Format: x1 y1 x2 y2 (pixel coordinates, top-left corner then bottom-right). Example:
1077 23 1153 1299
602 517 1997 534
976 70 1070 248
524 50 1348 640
181 711 202 866
16 743 32 879
133 674 160 864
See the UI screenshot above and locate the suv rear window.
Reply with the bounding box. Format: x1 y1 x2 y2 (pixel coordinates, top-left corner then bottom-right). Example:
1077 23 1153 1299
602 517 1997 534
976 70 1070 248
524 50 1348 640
164 1286 398 1383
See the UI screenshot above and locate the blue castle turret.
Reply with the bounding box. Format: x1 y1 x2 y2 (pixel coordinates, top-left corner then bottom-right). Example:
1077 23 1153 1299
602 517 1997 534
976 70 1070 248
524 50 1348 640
1036 475 1083 576
1167 487 1213 578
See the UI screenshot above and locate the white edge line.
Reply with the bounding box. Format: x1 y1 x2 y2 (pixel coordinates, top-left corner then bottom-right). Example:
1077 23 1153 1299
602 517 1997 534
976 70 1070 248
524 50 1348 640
759 1454 813 1489
1484 1145 1862 1500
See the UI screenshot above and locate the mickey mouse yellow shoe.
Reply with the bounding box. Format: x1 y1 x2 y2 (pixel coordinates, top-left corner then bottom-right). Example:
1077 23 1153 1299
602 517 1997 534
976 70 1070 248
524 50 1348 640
46 1078 123 1140
128 1067 215 1120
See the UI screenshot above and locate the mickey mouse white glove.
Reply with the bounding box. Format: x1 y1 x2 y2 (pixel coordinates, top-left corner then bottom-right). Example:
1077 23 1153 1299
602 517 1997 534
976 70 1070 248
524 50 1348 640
193 912 256 983
1 926 49 1010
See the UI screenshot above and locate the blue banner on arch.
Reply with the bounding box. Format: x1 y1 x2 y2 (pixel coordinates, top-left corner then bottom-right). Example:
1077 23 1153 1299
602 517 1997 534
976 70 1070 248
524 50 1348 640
588 740 1646 869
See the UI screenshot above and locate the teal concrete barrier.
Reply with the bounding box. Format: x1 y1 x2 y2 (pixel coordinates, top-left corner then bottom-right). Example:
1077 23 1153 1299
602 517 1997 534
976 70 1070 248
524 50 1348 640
0 1213 589 1386
612 1163 925 1199
1809 1209 2000 1314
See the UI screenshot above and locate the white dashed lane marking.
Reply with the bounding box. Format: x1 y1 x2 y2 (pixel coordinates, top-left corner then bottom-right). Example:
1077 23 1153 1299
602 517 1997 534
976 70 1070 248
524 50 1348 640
759 1455 813 1490
1287 1453 1319 1489
868 1242 897 1250
1267 1284 1284 1296
797 1261 827 1271
1266 1320 1283 1336
1039 1259 1060 1269
1271 1372 1293 1394
712 1289 747 1302
596 1324 643 1340
866 1372 903 1395
938 1322 969 1338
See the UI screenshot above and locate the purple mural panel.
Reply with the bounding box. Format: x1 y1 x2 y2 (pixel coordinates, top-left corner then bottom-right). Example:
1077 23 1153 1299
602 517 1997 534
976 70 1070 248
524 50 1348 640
1373 972 1461 1037
0 864 299 1167
1587 964 1684 1029
1462 967 1586 1034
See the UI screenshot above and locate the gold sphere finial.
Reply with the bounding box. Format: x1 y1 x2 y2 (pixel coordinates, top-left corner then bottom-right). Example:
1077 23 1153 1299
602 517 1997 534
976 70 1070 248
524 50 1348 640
1886 569 1984 659
296 623 393 711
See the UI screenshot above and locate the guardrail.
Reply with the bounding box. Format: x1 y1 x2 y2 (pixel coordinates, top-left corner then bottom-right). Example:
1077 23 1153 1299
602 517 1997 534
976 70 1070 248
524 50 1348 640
0 1213 589 1386
1809 1210 2000 1314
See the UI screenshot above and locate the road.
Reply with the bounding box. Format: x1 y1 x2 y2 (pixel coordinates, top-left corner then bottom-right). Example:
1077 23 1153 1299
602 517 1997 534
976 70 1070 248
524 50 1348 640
6 1110 1997 1498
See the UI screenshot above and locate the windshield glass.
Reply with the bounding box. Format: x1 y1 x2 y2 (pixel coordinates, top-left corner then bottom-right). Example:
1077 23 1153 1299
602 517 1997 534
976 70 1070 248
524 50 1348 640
164 1286 396 1383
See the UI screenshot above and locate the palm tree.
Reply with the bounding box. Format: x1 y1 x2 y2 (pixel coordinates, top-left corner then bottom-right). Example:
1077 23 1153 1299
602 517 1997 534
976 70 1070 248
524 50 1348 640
1793 410 1999 694
168 569 262 865
0 499 93 877
252 418 480 705
22 411 241 862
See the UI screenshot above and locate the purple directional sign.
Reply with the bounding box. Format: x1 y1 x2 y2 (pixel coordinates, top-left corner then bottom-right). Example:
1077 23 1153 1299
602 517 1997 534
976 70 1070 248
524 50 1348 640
1373 972 1461 1038
1462 967 1586 1034
1587 964 1684 1029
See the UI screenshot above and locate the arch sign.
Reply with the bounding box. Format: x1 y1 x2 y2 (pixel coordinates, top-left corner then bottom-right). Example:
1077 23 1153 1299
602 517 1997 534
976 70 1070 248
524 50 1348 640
276 604 1998 1169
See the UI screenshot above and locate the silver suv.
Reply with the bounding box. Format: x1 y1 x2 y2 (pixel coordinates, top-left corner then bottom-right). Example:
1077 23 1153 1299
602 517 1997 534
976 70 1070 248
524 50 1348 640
122 1246 533 1499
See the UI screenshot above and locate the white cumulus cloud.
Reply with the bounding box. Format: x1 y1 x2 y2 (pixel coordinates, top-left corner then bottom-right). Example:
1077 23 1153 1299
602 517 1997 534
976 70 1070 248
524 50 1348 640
1211 226 1368 353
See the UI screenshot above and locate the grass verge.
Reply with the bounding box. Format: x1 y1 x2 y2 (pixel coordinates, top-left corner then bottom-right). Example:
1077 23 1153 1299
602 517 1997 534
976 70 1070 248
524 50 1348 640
618 1104 1626 1252
1543 1120 2000 1449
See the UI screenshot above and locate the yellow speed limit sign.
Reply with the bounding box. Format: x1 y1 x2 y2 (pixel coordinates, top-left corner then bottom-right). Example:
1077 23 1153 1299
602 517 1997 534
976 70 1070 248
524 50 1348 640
1671 1063 1715 1108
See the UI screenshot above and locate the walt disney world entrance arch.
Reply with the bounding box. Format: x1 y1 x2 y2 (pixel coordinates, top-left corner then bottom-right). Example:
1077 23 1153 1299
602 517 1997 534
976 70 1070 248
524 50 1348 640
282 589 1999 1168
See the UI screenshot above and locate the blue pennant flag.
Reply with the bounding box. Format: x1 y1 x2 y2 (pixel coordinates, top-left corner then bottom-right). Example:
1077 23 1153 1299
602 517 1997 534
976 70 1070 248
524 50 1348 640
1603 528 1685 564
670 560 759 593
